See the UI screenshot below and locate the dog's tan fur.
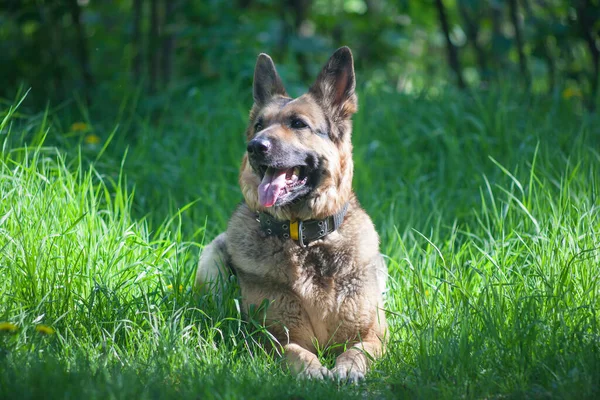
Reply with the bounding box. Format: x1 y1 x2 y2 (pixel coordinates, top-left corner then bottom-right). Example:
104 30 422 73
196 47 387 382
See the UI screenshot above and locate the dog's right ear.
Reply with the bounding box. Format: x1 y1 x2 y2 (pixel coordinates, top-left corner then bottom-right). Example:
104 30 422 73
253 54 287 106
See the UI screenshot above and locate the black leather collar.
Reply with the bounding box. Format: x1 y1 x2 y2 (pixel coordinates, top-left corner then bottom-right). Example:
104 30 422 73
256 203 349 247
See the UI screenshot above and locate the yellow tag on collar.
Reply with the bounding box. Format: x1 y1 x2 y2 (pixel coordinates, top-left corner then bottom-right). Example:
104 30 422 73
289 220 299 241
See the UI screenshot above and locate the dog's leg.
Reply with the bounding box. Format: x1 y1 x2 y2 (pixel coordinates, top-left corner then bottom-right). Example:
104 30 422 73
332 304 387 384
195 232 231 294
331 334 384 383
284 343 332 380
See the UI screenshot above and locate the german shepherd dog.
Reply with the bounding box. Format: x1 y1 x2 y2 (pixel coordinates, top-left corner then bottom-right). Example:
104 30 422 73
196 47 387 382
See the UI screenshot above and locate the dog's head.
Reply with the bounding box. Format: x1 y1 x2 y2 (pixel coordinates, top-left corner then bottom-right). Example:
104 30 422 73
239 47 358 221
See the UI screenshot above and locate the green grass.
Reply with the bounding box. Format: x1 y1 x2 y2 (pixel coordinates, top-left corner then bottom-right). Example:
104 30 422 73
0 83 599 399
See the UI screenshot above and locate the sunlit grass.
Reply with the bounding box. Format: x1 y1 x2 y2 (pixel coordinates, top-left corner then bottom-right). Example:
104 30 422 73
0 84 598 399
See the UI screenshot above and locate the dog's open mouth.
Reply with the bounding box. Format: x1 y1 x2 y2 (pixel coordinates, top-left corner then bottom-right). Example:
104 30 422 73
258 166 308 207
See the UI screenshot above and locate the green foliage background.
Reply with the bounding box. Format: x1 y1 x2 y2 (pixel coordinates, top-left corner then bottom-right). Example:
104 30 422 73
2 0 599 106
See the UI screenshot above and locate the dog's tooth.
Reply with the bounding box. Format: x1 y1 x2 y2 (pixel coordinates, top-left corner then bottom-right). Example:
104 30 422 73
293 166 300 176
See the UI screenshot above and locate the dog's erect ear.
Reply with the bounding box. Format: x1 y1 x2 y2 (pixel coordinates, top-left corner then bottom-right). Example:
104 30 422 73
309 46 357 118
253 53 287 105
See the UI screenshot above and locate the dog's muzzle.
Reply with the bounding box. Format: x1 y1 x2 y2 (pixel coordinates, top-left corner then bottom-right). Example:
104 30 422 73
247 137 271 158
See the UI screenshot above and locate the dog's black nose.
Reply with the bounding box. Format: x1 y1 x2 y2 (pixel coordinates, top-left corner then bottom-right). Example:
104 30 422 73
247 138 271 155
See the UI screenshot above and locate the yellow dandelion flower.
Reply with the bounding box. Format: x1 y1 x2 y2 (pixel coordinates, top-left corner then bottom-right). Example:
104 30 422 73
35 324 55 335
84 134 101 145
0 321 18 333
167 284 184 292
562 87 582 99
70 122 89 132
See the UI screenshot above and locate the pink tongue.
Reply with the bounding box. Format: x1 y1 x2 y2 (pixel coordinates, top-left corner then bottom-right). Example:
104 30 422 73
258 168 288 207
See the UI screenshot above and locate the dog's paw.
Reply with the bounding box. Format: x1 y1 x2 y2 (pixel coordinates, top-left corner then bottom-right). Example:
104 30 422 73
298 365 333 380
331 365 365 384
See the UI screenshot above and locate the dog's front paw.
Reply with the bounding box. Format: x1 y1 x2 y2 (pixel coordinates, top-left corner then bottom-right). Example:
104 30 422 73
331 365 365 384
298 365 333 380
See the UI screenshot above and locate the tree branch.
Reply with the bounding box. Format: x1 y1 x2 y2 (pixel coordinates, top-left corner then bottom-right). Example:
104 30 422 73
434 0 466 89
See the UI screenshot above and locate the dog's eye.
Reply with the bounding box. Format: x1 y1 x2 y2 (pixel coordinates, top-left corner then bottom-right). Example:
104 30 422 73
290 119 307 129
254 122 263 132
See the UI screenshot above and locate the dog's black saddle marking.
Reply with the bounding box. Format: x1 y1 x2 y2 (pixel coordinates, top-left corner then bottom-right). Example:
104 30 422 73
256 203 349 247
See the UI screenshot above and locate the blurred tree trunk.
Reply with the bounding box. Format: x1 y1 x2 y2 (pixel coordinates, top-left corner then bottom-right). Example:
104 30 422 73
434 0 466 89
508 0 530 87
290 0 311 82
458 0 488 84
161 0 176 87
148 0 160 93
521 0 556 94
365 0 383 14
278 0 312 82
38 4 63 98
490 1 506 78
277 2 290 61
68 0 94 103
132 0 143 84
575 0 599 108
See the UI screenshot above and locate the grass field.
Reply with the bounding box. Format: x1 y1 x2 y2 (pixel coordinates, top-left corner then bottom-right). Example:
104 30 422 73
0 83 599 399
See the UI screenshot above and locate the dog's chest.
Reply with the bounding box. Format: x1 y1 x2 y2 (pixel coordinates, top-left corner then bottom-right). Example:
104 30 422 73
227 206 378 343
282 243 368 330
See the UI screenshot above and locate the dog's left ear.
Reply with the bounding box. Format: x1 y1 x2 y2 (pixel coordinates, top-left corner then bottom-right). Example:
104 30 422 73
309 46 357 119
